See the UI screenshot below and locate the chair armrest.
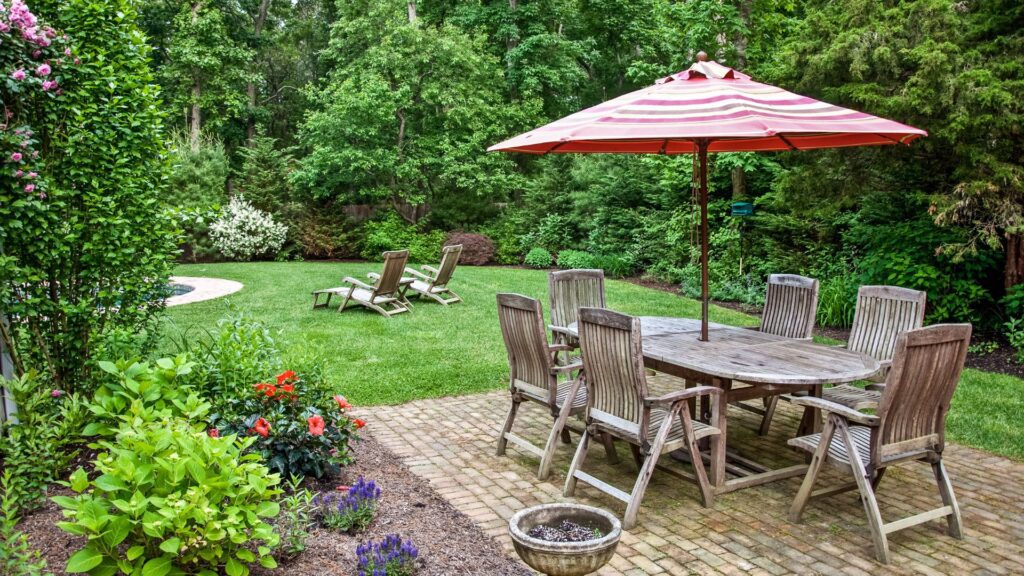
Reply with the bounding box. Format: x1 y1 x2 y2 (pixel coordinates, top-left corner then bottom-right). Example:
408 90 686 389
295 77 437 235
422 265 439 275
644 386 721 408
343 276 374 291
865 383 886 392
404 267 431 281
548 343 574 353
551 361 582 374
791 396 880 426
549 325 578 338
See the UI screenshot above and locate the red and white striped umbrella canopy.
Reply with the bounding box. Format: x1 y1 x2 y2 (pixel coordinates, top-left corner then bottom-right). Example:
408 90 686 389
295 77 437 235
488 58 926 154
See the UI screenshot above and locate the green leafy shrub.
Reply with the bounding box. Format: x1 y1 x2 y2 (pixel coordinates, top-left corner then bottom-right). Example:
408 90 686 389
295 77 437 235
444 232 493 265
211 370 359 478
524 247 553 268
480 216 526 265
55 419 281 576
589 254 635 278
167 132 228 209
235 135 293 214
1001 284 1024 319
0 471 48 576
816 273 858 328
0 372 85 515
523 214 578 253
556 250 595 270
1003 317 1024 364
360 213 444 263
296 204 363 259
273 476 315 560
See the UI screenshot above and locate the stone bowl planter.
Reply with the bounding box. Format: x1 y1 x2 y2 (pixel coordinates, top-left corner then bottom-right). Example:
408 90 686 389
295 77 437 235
508 503 621 576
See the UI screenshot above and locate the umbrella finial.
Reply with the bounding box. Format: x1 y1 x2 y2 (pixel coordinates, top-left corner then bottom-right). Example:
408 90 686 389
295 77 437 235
696 51 708 62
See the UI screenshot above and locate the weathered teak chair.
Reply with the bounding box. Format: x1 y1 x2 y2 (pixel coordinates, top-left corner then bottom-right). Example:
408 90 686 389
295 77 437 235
311 250 412 317
821 285 927 408
495 293 590 480
788 323 971 563
564 307 721 529
403 244 463 306
733 274 819 435
548 269 606 363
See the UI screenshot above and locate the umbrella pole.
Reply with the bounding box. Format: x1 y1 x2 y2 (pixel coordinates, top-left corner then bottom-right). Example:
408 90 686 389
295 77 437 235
698 139 710 342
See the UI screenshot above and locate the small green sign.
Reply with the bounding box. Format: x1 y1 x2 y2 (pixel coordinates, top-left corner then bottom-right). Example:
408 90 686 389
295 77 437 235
730 201 754 217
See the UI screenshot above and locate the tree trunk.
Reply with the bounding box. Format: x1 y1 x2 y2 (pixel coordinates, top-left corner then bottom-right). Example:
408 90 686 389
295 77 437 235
734 0 752 69
731 166 746 199
407 1 416 23
246 0 273 144
188 2 203 151
1005 232 1024 290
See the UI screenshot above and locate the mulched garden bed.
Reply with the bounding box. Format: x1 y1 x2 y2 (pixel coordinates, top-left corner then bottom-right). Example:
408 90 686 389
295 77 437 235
17 434 530 576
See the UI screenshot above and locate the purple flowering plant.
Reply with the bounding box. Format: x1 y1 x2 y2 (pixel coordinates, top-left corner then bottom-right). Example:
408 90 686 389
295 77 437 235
356 534 418 576
313 476 380 532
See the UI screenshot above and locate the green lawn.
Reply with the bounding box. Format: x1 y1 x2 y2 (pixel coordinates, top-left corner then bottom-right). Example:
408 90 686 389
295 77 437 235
162 262 1024 460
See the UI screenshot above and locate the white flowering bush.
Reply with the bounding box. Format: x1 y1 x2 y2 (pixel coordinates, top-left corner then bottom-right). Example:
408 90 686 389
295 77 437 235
210 196 288 260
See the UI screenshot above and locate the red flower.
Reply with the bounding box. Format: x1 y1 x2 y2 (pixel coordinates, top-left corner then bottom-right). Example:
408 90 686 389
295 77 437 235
307 415 325 436
208 428 220 438
255 383 277 398
250 417 271 437
279 383 294 394
354 418 366 430
276 370 297 385
334 395 352 411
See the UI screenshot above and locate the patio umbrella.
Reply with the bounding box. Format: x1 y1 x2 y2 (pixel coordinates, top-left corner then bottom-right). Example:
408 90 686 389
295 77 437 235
488 52 926 341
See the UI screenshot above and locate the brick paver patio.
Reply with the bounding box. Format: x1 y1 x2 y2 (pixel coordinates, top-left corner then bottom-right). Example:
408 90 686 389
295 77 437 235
363 373 1024 575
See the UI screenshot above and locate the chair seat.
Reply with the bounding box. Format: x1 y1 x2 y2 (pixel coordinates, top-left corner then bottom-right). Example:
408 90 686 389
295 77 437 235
822 384 881 410
789 425 926 466
407 279 447 294
312 286 395 304
597 408 719 452
520 380 588 410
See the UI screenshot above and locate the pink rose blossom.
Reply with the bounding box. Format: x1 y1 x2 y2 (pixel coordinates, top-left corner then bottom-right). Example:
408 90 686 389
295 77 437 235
36 63 50 76
19 141 27 148
64 48 71 56
41 80 56 91
31 50 41 59
14 170 23 177
24 183 35 192
0 22 9 33
31 150 38 158
10 152 22 162
73 58 81 65
28 172 37 179
10 69 25 81
51 389 63 398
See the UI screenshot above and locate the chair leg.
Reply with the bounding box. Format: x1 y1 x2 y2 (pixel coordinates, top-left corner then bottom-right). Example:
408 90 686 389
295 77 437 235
622 412 675 530
601 432 619 464
758 395 778 436
789 416 837 523
872 467 887 490
933 460 964 540
496 398 520 456
563 429 591 497
840 421 890 564
561 428 572 445
680 409 715 507
539 394 577 480
629 444 643 470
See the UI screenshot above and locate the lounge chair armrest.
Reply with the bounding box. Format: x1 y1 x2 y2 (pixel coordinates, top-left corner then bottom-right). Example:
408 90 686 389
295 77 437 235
548 343 574 353
551 361 582 374
404 267 431 281
549 325 578 338
342 276 375 291
644 386 721 408
422 265 440 275
791 396 880 426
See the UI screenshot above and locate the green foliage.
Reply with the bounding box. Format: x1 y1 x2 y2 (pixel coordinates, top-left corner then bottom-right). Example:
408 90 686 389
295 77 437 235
272 476 315 560
235 136 294 214
314 477 380 533
524 247 553 268
211 370 357 478
55 419 281 576
294 203 363 260
556 250 595 270
816 272 858 328
167 132 229 209
589 254 636 278
1004 318 1024 364
360 213 444 263
1 0 177 393
0 372 85 516
0 471 49 576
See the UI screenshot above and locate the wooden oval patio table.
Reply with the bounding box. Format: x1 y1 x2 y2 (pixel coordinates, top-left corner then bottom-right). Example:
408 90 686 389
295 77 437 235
567 316 880 495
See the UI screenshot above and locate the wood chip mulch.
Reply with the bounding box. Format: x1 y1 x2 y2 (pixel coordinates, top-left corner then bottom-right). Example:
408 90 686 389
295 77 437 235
17 434 530 576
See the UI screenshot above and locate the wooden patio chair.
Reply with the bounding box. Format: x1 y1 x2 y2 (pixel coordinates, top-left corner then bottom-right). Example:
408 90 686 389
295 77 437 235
732 274 819 435
564 307 721 529
495 293 592 480
548 269 606 363
311 250 412 317
788 323 971 563
403 244 463 306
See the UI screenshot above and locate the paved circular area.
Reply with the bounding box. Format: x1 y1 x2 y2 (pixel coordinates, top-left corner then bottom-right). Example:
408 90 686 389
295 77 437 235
166 276 243 306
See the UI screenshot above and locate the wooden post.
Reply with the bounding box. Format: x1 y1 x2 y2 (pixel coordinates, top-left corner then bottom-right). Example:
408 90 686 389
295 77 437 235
0 315 15 428
698 139 710 342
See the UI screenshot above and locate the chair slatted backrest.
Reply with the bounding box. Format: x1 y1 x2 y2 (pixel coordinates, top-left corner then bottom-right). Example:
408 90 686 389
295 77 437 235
578 307 650 440
873 324 971 464
848 286 926 363
549 269 606 331
373 250 410 297
497 294 555 400
432 244 462 287
760 274 819 339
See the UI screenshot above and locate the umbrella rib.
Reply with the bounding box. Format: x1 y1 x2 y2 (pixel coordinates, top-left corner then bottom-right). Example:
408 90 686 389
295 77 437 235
874 133 903 145
777 134 798 151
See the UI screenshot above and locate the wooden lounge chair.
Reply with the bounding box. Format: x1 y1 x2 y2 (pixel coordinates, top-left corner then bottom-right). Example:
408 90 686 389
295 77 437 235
495 293 590 480
311 250 412 317
733 274 819 435
788 323 971 563
548 269 606 363
403 244 463 306
564 307 721 529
